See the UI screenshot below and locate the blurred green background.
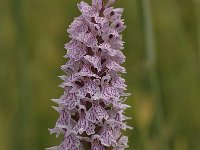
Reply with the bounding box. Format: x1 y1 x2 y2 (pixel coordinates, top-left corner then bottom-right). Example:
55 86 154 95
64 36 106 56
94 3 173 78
1 0 200 149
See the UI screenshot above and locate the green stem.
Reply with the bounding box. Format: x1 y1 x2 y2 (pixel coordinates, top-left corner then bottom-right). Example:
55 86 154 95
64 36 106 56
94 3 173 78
141 0 169 149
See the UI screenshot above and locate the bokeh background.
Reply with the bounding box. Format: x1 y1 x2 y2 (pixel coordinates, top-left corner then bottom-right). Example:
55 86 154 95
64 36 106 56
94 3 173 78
1 0 200 149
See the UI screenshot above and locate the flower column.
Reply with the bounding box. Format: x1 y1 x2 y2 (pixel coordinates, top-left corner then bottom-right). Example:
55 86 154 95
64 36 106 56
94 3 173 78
47 0 132 150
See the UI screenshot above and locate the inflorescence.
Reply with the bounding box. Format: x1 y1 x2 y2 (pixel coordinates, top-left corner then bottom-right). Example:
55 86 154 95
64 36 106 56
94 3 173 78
47 0 132 149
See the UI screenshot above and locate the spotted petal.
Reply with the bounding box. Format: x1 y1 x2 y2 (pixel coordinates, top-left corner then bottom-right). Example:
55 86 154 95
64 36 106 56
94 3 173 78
111 76 127 90
73 117 89 134
78 81 100 99
77 32 97 47
100 128 115 147
66 46 86 61
106 60 126 73
60 93 80 110
82 6 99 17
60 134 81 150
86 104 109 123
101 86 120 102
48 108 71 137
68 17 88 34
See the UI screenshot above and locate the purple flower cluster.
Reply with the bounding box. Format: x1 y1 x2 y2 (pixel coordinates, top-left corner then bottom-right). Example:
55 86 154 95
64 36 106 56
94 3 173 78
47 0 132 149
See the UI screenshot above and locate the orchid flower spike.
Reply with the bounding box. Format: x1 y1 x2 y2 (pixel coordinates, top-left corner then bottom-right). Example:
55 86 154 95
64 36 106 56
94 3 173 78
47 0 132 149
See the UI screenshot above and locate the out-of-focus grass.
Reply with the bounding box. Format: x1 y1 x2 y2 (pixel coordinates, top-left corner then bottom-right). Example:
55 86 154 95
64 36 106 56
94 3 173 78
0 0 200 150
